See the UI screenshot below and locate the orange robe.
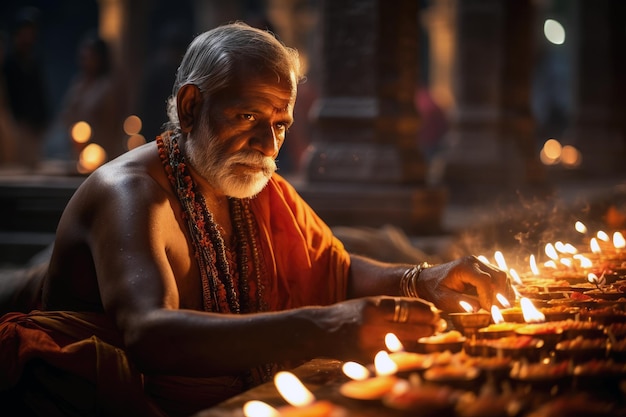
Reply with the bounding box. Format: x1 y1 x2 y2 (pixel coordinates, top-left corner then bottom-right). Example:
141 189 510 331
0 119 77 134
0 173 351 416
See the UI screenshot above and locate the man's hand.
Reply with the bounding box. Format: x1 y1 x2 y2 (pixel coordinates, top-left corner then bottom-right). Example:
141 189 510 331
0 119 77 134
415 255 513 312
322 296 443 363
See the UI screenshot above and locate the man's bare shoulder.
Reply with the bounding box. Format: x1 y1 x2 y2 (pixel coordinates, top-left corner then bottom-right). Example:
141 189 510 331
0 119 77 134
85 143 169 196
66 142 174 222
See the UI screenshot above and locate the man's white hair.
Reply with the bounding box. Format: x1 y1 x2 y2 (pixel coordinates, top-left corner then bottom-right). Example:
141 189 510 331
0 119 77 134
164 21 301 132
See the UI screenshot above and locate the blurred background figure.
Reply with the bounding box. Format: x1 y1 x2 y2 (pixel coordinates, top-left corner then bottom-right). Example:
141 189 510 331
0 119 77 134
137 21 191 143
2 7 50 170
0 30 16 168
58 30 128 164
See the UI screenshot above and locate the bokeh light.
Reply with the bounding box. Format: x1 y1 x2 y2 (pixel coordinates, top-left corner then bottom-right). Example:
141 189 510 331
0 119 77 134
127 134 146 150
71 121 92 144
78 143 107 174
123 115 143 135
560 145 582 168
544 19 565 45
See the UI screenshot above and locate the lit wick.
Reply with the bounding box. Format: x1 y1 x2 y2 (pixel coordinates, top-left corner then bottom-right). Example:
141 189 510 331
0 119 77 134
520 297 545 323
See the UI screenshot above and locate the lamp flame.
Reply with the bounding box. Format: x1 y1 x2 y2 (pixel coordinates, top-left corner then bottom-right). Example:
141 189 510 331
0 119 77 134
573 254 592 268
597 231 610 242
529 255 539 275
243 400 281 417
385 333 404 353
374 350 398 376
494 251 508 271
509 268 523 285
459 300 475 313
491 305 504 324
613 232 625 250
544 260 557 269
477 255 491 265
496 293 511 308
545 243 558 260
520 298 545 323
590 238 601 254
342 361 370 381
575 221 587 234
274 371 315 407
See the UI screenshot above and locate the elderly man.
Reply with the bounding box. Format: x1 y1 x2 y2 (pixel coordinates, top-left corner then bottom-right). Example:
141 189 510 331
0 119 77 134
0 22 510 416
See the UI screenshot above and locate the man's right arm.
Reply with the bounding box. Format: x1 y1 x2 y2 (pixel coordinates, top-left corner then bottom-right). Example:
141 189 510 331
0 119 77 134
88 170 438 376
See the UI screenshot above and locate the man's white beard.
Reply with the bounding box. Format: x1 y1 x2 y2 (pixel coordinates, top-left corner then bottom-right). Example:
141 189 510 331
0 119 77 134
184 127 277 199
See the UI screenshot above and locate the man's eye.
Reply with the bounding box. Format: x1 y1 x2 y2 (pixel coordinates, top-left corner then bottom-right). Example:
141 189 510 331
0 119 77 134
241 114 255 121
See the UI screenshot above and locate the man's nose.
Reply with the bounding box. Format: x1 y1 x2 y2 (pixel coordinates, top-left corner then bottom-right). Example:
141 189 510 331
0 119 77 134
251 123 279 157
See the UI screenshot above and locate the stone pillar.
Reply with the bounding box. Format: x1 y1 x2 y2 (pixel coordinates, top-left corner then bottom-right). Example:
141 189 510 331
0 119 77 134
568 0 625 177
500 0 546 187
298 0 446 234
435 0 544 199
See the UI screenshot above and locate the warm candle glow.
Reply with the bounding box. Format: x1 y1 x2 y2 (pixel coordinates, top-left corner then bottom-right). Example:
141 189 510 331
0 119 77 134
597 231 609 242
243 400 281 417
385 333 404 353
590 238 601 254
274 372 315 407
459 300 475 313
544 260 557 269
613 232 625 250
509 268 522 285
555 241 577 254
560 258 573 268
494 251 508 271
374 350 398 376
573 254 592 268
545 243 558 260
496 293 511 308
71 121 92 144
588 273 599 285
477 255 490 265
529 254 539 275
520 298 545 323
575 221 587 234
342 362 370 381
491 305 504 324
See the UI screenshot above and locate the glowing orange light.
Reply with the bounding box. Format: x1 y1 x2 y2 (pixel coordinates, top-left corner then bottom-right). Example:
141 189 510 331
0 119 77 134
494 251 508 271
374 351 398 376
545 243 558 260
613 232 625 250
342 362 370 381
520 298 545 323
243 400 280 417
529 254 539 275
590 238 601 254
127 134 146 151
597 231 610 242
543 138 562 160
274 371 315 407
573 254 592 268
509 268 522 285
71 121 92 144
560 145 581 168
123 115 142 135
491 305 504 324
459 300 474 313
77 143 107 173
384 333 403 353
575 221 587 234
496 293 511 308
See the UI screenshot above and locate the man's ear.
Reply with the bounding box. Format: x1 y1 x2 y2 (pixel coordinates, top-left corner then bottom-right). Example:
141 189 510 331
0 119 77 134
176 84 203 133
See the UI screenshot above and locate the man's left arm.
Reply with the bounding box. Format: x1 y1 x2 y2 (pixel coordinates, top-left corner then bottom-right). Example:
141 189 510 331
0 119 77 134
346 253 513 313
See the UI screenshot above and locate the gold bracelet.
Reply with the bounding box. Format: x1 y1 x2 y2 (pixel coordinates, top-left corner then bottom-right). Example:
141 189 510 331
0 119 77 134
400 262 430 298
